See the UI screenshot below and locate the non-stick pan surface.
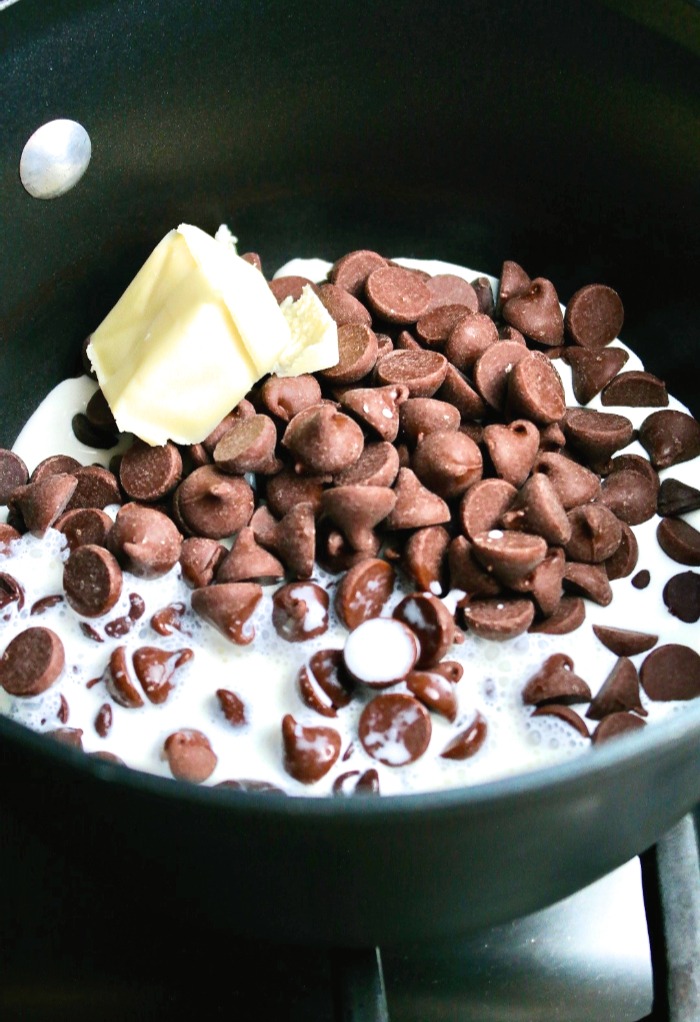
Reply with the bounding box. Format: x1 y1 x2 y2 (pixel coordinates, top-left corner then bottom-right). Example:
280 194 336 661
0 0 699 945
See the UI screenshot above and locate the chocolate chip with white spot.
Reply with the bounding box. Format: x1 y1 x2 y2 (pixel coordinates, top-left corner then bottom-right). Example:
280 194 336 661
272 582 329 642
332 769 380 796
0 627 65 696
459 479 517 540
406 669 458 722
298 648 353 718
471 530 548 587
340 384 408 442
343 617 419 687
104 646 143 708
164 729 217 783
393 592 457 668
192 583 263 645
133 647 193 704
150 602 187 636
282 714 341 783
94 703 112 737
359 693 431 766
335 558 395 630
403 526 450 592
440 712 488 759
216 688 247 726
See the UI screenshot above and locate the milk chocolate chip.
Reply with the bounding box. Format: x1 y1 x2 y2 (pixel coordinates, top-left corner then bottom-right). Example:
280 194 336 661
213 415 280 474
502 278 564 346
63 544 123 617
393 592 457 667
298 649 353 718
282 715 341 783
119 440 182 501
663 571 700 623
565 505 622 563
587 657 647 720
440 712 488 760
564 284 624 348
282 404 364 475
105 646 143 708
365 265 432 323
272 582 329 642
174 467 254 539
656 518 700 566
180 537 228 588
191 583 263 644
359 694 431 766
483 420 540 488
591 712 646 744
0 450 28 505
164 729 217 783
601 371 668 408
133 647 193 704
54 507 113 551
506 352 566 425
406 669 458 722
109 504 182 578
0 627 64 696
562 409 634 471
11 474 78 536
321 485 396 551
330 249 388 297
522 653 591 706
444 313 498 371
335 559 395 630
640 644 700 701
565 346 629 405
638 410 700 469
461 597 535 640
260 374 322 422
657 478 700 517
592 625 658 657
385 468 450 530
459 479 517 540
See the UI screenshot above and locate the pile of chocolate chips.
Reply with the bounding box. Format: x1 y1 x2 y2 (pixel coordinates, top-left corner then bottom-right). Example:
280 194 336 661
1 248 700 789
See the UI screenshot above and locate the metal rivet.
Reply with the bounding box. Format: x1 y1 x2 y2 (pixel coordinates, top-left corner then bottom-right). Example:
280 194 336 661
19 119 91 200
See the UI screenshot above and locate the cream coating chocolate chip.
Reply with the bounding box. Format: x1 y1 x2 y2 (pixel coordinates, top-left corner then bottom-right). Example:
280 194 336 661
179 537 228 588
63 544 123 618
399 398 460 444
365 265 432 324
0 450 28 505
565 504 622 563
272 582 329 642
282 714 341 784
174 466 254 539
213 414 280 474
332 769 380 796
298 648 353 718
164 729 217 783
334 441 400 488
191 583 263 644
385 468 450 530
54 507 113 551
471 530 547 586
0 626 64 696
216 688 246 726
638 410 700 469
94 702 112 738
444 313 498 371
461 597 535 640
563 562 613 605
119 440 182 501
529 596 586 635
320 322 378 384
216 527 285 584
374 349 449 398
565 346 629 405
591 712 646 744
108 504 182 578
473 340 529 411
592 625 658 657
412 430 483 500
506 352 566 425
501 474 571 547
448 536 502 597
657 478 700 517
343 617 419 687
104 646 143 708
601 370 668 408
640 644 700 701
317 282 372 327
403 525 450 592
330 249 388 297
459 479 517 540
282 404 364 475
522 653 591 706
265 470 326 519
483 420 540 488
393 592 457 667
424 274 479 313
663 571 700 623
335 558 395 630
133 646 193 704
599 469 657 526
359 693 431 766
531 704 590 738
416 304 472 347
11 473 78 536
321 485 396 551
562 408 634 471
532 452 601 509
406 670 458 722
66 466 121 511
502 278 564 346
260 373 322 422
339 384 408 442
150 601 187 636
587 657 647 721
440 712 488 760
564 284 624 348
656 518 700 566
605 521 639 580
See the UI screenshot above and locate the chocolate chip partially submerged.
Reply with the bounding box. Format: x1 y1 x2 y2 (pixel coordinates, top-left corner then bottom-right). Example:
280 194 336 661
0 627 64 696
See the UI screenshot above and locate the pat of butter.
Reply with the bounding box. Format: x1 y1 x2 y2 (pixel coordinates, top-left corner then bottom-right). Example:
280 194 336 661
87 224 338 446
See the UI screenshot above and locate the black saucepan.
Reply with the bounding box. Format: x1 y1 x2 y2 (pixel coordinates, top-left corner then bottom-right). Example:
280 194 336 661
0 0 699 946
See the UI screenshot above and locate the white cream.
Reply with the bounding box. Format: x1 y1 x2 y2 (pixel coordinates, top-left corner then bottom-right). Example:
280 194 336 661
0 254 698 797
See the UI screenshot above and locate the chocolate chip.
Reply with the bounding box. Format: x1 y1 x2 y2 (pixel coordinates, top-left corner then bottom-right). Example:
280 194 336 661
133 646 193 704
472 277 495 316
393 592 457 667
529 596 586 635
269 276 319 303
66 466 121 511
406 669 458 721
563 562 612 605
473 340 529 411
632 569 651 590
330 249 388 296
31 594 64 616
657 517 700 566
565 504 622 563
511 547 565 617
638 410 700 469
483 420 540 488
0 524 21 547
461 597 535 640
663 571 700 623
265 469 326 519
599 469 657 526
459 478 517 540
94 703 112 738
174 466 254 539
502 278 564 346
260 374 322 422
104 646 143 708
202 402 256 454
317 282 373 327
440 712 488 760
591 712 646 744
564 284 624 348
412 429 483 499
0 627 65 696
498 261 531 309
241 251 262 271
657 478 700 517
374 349 449 398
340 384 408 442
522 653 591 706
403 525 450 592
506 352 566 425
501 474 571 547
364 265 432 324
109 504 182 578
437 364 487 419
332 769 380 796
191 583 262 644
562 408 634 471
472 530 547 586
531 704 590 738
592 625 658 657
30 454 81 484
80 623 104 644
425 274 479 313
282 714 341 783
322 323 379 384
180 536 228 588
0 450 28 505
321 485 396 551
216 527 284 584
119 440 182 501
216 688 247 726
565 346 629 405
334 441 400 488
399 398 460 444
0 573 25 613
298 649 353 718
63 544 123 617
359 693 431 766
343 618 419 686
11 473 78 536
46 727 84 749
215 778 285 794
532 452 601 509
587 657 647 720
601 371 668 408
385 468 450 530
282 404 364 475
335 558 395 630
54 507 113 551
252 503 316 579
415 303 472 347
448 536 502 597
150 601 187 636
272 582 329 642
641 644 700 701
444 313 498 371
604 521 639 580
164 729 217 783
213 415 280 474
71 413 118 449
